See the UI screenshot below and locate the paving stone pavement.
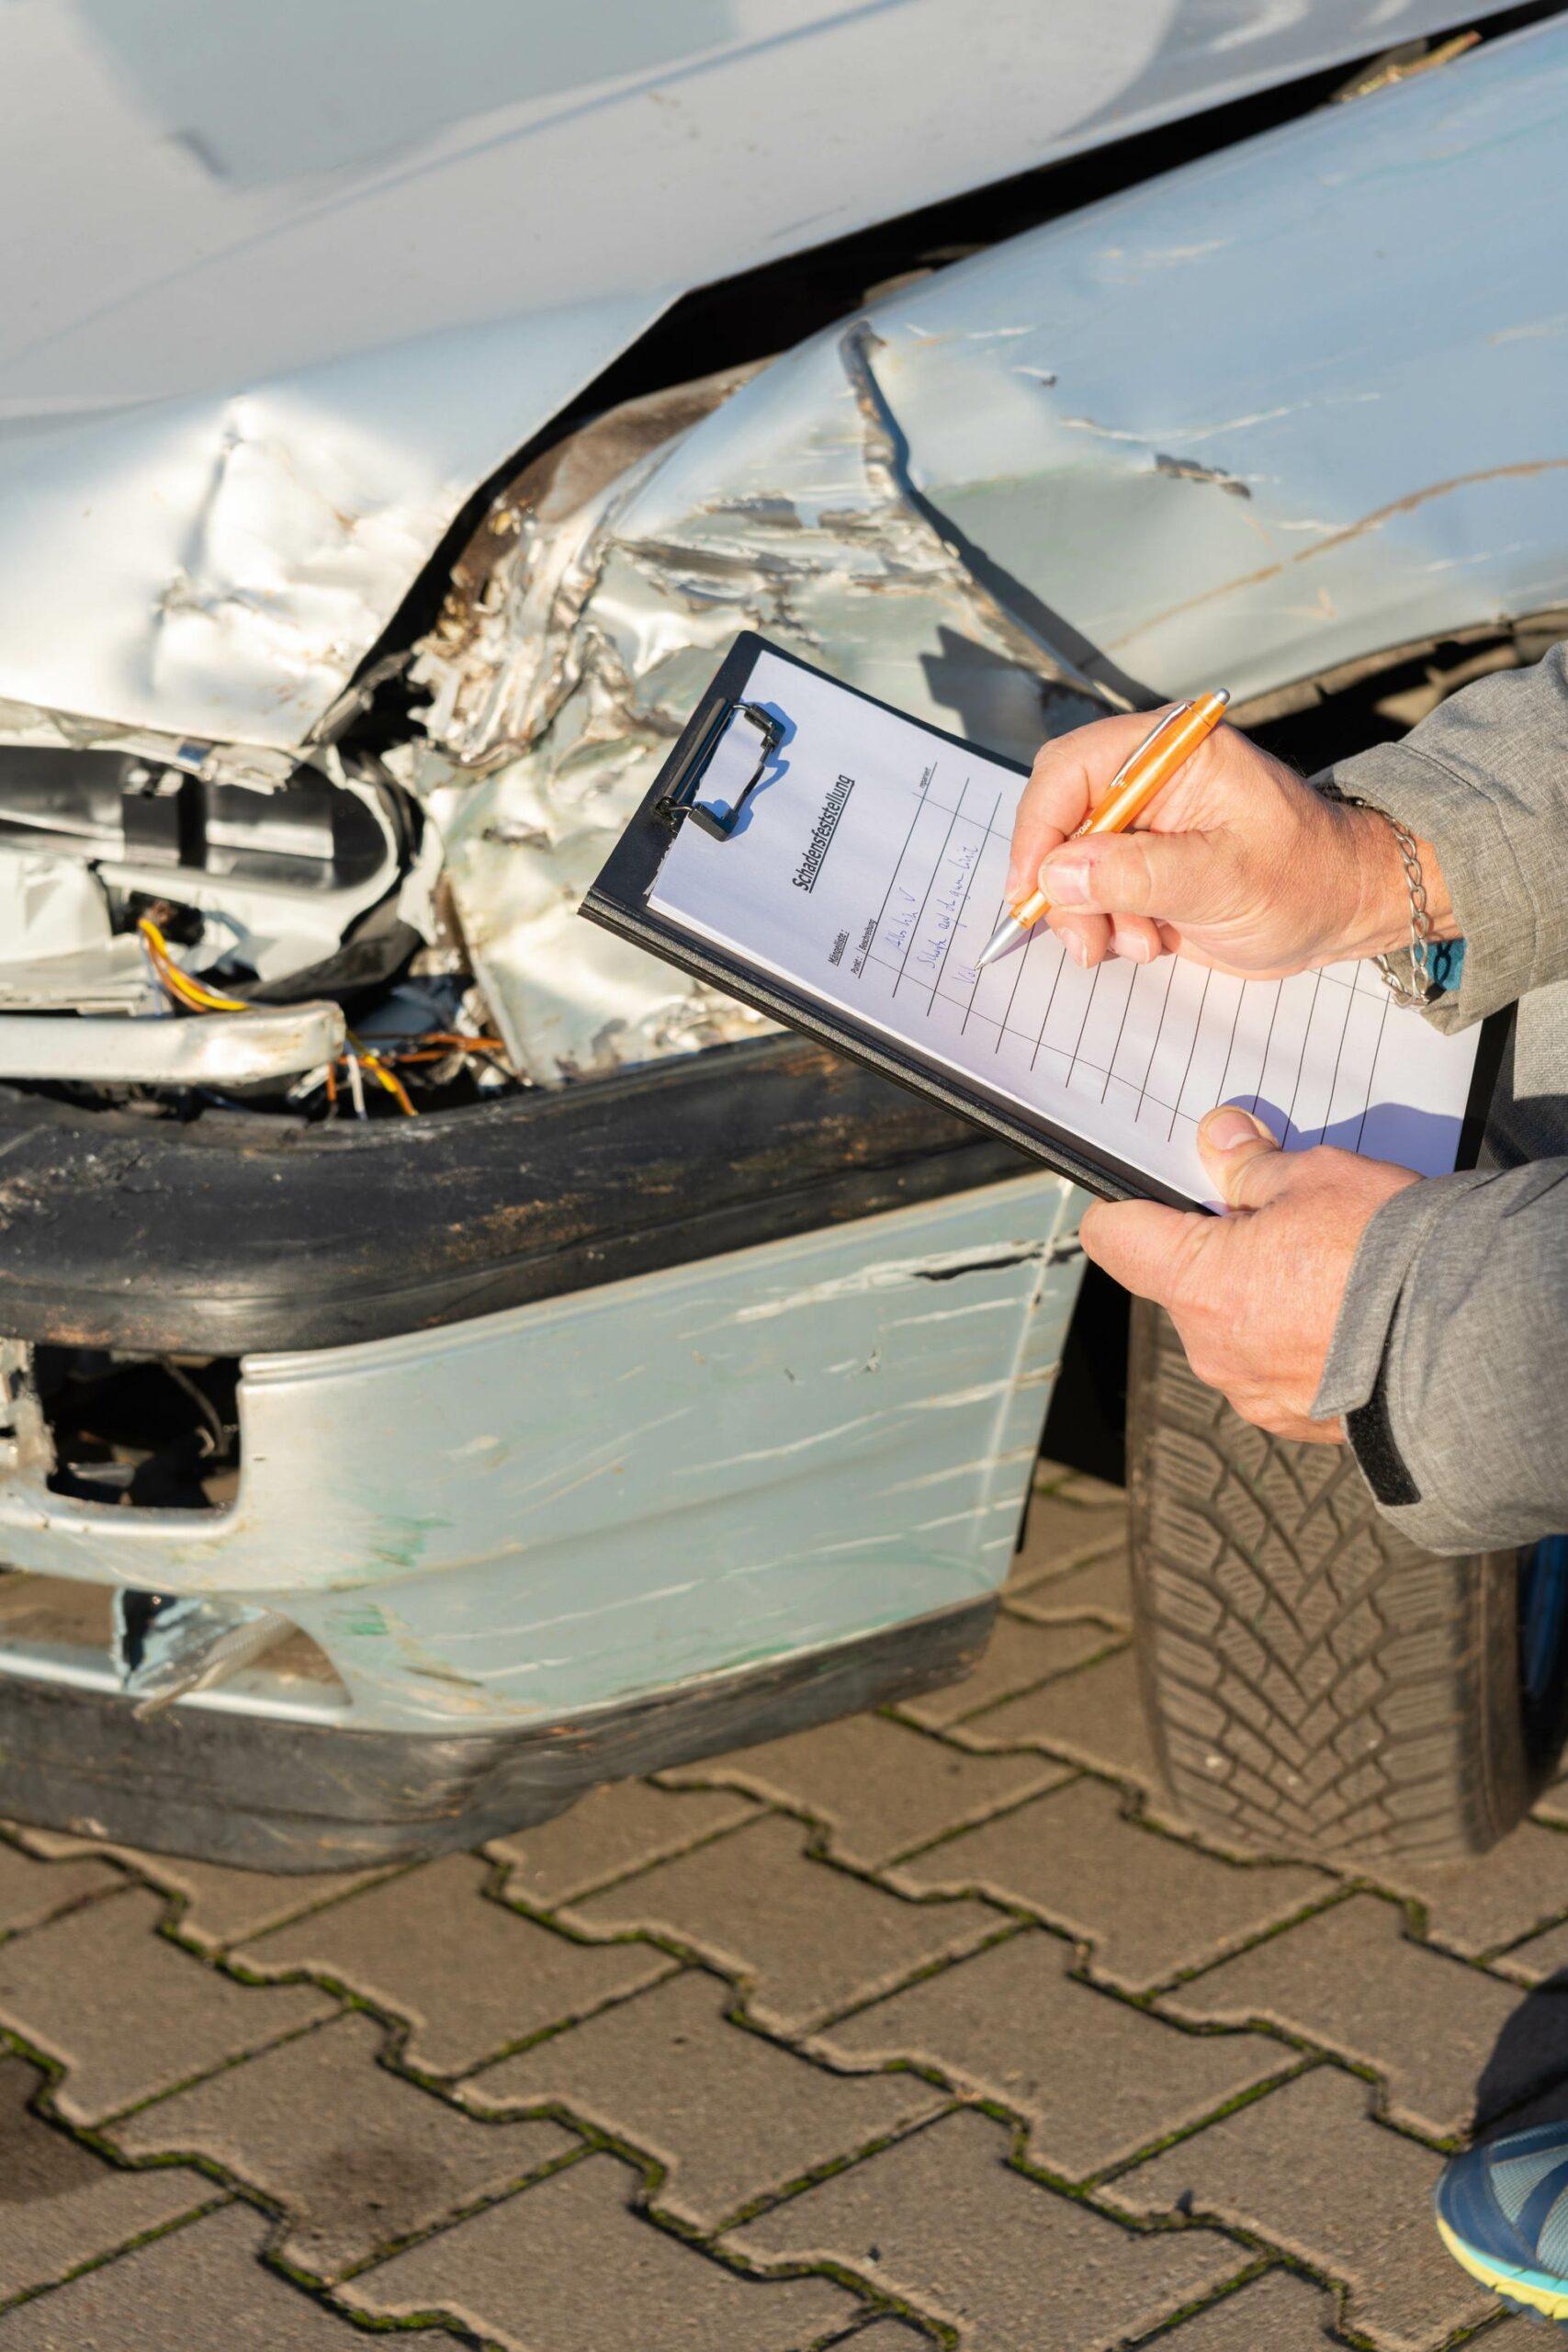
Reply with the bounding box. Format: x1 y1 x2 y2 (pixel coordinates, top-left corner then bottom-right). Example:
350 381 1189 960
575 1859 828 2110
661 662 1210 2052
235 1850 675 2075
1110 2068 1497 2350
729 2108 1252 2350
344 2149 860 2350
110 2010 579 2281
0 1458 1566 2348
0 2206 366 2349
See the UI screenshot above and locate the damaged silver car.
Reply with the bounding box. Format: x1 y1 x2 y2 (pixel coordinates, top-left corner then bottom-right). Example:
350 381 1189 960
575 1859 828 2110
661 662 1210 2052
0 0 1562 1866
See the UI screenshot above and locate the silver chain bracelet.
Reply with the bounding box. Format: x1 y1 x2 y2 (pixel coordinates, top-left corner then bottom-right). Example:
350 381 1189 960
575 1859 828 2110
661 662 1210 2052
1316 780 1440 1008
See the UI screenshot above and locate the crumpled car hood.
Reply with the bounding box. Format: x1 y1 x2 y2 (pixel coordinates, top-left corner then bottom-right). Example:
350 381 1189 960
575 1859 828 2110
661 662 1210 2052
0 0 1509 753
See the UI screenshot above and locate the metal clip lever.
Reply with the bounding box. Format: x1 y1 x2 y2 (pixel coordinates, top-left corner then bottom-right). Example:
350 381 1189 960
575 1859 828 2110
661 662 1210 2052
655 700 784 840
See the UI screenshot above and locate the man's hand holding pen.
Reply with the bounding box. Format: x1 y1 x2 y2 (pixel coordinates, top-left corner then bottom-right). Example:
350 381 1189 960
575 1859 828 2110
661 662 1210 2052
1004 709 1459 1444
1007 707 1453 979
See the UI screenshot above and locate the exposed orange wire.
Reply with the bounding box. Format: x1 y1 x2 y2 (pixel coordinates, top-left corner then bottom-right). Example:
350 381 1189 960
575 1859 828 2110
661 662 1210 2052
350 1044 417 1116
385 1044 507 1066
380 1032 507 1054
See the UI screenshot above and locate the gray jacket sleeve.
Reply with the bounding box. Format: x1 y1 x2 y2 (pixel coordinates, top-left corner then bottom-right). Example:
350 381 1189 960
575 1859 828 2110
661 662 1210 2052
1308 641 1568 1552
1313 639 1568 1030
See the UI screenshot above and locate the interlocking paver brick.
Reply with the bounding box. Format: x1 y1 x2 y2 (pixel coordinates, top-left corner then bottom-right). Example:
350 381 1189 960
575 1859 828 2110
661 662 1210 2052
464 1966 943 2228
1113 2069 1493 2350
827 2326 930 2349
0 2052 211 2303
345 2150 856 2350
1053 1469 1126 1506
1532 1769 1568 1828
1167 1894 1564 2137
1153 2270 1340 2346
894 1779 1324 1991
110 1856 390 1953
0 1887 333 2125
1494 1917 1568 1985
1010 1469 1129 1582
661 1713 1064 1866
490 1781 760 1907
827 2324 940 2342
814 1929 1286 2177
1005 1546 1132 1625
111 2011 576 2280
238 1851 672 2074
566 1813 999 2031
0 1840 119 1936
4 1826 106 1861
3 1829 389 1951
731 2109 1247 2352
955 1645 1163 1790
0 2204 365 2348
894 1616 1113 1731
1370 1826 1568 1958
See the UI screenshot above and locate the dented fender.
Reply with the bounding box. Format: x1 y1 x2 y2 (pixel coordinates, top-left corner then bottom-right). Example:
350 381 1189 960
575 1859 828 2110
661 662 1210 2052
414 20 1568 1084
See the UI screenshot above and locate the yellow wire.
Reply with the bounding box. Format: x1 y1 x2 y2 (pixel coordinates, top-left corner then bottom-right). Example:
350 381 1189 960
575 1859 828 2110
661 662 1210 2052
354 1048 417 1117
139 914 418 1115
138 917 249 1012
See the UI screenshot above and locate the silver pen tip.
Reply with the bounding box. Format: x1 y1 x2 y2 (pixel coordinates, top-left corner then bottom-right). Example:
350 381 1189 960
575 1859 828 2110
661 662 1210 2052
976 916 1025 970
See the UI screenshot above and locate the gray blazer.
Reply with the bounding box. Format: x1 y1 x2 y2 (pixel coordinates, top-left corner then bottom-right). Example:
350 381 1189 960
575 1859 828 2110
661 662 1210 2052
1310 640 1568 1552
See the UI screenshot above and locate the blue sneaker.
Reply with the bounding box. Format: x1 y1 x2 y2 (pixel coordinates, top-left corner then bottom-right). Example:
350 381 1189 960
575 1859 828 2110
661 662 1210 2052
1437 2123 1568 2323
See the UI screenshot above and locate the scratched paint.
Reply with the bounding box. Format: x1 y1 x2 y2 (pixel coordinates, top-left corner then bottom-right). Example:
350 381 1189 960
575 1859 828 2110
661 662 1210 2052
0 1175 1082 1729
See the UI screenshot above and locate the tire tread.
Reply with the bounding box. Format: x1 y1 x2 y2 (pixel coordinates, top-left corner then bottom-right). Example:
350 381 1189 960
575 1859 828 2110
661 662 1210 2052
1128 1299 1529 1859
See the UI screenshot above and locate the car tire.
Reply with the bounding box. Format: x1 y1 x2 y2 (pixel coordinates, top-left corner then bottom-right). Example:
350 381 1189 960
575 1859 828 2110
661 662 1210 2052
1126 1297 1568 1861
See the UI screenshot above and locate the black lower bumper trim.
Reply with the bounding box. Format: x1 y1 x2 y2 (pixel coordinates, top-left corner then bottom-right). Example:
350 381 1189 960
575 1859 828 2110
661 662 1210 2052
0 1596 998 1871
0 1037 1028 1355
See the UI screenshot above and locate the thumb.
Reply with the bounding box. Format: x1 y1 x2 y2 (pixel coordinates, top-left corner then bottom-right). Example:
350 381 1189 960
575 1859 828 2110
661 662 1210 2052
1079 1197 1211 1306
1041 829 1229 925
1197 1105 1287 1209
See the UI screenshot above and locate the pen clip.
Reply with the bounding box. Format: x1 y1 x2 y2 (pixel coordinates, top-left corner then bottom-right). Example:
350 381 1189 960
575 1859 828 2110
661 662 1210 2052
1102 701 1194 793
656 700 784 840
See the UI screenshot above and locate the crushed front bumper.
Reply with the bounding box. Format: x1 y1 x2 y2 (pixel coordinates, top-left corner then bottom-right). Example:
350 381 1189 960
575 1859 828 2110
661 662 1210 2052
0 1042 1083 1862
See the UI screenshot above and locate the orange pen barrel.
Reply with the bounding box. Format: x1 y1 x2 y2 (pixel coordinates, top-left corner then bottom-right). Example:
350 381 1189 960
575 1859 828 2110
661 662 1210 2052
1086 689 1230 836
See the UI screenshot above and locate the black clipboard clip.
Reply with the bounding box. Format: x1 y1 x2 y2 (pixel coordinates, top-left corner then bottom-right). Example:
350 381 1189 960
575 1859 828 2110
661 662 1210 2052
654 698 784 840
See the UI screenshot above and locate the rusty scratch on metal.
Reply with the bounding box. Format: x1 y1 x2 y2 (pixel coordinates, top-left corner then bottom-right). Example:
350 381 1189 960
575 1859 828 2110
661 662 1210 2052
1115 459 1568 647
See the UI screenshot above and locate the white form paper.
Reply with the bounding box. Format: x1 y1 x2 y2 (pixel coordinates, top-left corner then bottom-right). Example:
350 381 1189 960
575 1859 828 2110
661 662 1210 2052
649 650 1481 1202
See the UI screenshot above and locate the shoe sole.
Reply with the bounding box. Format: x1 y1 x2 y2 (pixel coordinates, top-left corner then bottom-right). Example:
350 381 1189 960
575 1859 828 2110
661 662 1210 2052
1437 2211 1568 2321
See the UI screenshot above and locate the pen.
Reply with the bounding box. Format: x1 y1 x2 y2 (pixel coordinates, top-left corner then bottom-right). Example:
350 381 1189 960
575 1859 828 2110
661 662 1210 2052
974 689 1231 970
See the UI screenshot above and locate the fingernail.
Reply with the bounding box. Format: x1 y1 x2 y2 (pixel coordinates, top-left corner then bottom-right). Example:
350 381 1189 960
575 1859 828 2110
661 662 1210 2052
1066 931 1090 967
1201 1106 1274 1152
1043 856 1090 905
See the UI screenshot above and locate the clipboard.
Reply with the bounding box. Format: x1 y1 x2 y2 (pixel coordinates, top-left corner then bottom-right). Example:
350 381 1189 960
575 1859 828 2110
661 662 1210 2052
583 631 1506 1210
